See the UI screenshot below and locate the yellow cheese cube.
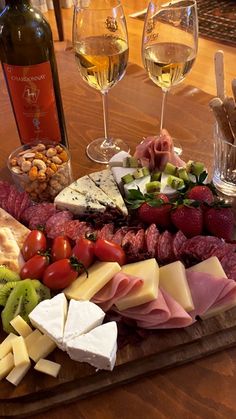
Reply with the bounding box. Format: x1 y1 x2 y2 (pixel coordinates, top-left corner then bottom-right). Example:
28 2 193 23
64 261 121 301
0 352 14 380
34 359 61 378
12 336 30 367
6 361 31 386
24 329 42 352
28 334 57 363
159 261 194 312
115 258 159 311
10 315 33 337
187 256 227 278
0 333 17 360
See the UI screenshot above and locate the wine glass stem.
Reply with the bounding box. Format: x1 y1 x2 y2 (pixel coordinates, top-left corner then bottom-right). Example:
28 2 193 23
102 91 113 148
160 89 168 131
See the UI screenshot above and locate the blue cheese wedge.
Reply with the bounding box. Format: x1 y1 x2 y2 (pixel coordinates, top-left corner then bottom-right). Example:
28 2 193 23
29 293 68 350
54 186 106 215
63 300 105 349
68 175 116 208
89 169 128 216
67 322 118 371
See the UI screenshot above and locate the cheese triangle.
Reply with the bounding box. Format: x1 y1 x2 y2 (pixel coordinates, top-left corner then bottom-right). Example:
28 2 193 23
29 293 68 350
67 322 118 371
69 175 116 208
54 186 106 215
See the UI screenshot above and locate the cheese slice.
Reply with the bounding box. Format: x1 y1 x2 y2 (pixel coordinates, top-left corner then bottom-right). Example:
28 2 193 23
0 227 24 272
89 169 128 216
64 261 121 301
109 150 131 167
12 336 30 367
63 300 105 349
34 359 61 378
29 293 68 349
0 352 14 380
27 334 57 363
115 258 159 311
54 186 106 215
159 261 194 312
24 329 42 352
187 256 227 279
69 175 116 208
123 174 151 197
0 333 17 359
111 167 136 192
10 315 33 337
67 321 118 371
6 361 31 386
0 207 30 248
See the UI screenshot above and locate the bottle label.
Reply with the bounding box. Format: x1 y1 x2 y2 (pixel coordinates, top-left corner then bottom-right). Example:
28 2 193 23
3 61 61 144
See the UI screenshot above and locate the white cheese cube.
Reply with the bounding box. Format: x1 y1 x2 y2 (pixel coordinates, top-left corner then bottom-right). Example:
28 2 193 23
0 352 14 380
34 359 61 378
6 361 31 386
28 334 57 363
0 333 17 360
67 322 118 371
24 329 42 352
10 315 33 337
12 336 30 367
63 300 105 349
29 293 68 349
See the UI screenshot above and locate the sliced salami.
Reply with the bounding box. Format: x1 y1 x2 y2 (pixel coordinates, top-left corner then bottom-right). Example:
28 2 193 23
17 192 32 221
145 224 160 257
29 203 58 230
45 210 73 239
6 185 17 216
112 228 128 245
0 181 10 202
64 220 93 241
156 231 175 265
133 229 146 254
172 230 187 260
122 230 136 251
21 204 38 224
180 236 225 265
97 223 114 241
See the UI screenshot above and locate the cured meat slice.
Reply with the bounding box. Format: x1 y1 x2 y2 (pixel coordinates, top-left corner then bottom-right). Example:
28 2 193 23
112 228 128 245
122 230 136 249
187 270 236 319
156 231 175 264
97 223 114 241
92 272 143 312
122 229 146 261
115 288 192 329
172 230 187 260
0 181 10 202
28 203 58 230
64 220 93 241
21 205 38 224
145 224 160 257
17 192 32 221
180 236 226 265
45 210 73 239
6 185 17 216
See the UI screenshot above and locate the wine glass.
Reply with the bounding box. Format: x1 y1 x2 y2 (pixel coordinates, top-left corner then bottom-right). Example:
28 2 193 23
73 0 130 164
142 0 198 155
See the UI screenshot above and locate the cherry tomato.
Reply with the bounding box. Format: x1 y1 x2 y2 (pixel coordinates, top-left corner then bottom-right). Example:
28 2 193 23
21 230 47 261
43 258 80 290
72 238 95 268
94 238 126 266
51 236 72 261
20 254 50 280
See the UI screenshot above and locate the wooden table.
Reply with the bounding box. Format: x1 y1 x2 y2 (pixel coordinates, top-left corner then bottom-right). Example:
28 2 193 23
1 46 236 419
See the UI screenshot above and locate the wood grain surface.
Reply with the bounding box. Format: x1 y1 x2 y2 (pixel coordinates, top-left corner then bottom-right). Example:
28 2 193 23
1 10 236 418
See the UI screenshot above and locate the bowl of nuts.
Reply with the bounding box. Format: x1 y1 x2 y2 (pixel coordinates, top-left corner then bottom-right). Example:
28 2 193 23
8 143 73 202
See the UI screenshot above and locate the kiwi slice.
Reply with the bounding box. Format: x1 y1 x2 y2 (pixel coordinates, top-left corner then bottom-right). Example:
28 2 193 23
31 280 51 302
0 281 19 307
1 279 39 334
0 265 20 285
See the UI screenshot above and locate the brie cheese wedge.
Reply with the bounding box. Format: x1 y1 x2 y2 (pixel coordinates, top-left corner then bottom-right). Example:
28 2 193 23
29 293 68 350
67 322 118 371
63 300 105 349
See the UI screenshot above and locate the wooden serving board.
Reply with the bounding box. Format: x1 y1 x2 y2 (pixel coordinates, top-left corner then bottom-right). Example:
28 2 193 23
1 307 236 417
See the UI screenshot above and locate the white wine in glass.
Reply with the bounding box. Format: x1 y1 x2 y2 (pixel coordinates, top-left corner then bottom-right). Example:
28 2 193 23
73 0 130 164
142 0 198 154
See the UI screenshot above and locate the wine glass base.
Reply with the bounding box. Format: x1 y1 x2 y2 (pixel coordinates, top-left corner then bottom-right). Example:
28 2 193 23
86 137 130 164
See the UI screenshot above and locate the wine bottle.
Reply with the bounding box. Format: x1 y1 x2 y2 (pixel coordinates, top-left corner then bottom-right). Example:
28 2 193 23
0 0 68 147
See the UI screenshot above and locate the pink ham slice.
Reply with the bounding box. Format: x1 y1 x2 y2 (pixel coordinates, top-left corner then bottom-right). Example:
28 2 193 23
92 272 143 312
134 129 185 171
186 270 236 319
114 288 192 329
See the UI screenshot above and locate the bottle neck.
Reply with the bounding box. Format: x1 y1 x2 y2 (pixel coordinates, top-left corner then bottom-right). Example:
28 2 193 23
5 0 31 6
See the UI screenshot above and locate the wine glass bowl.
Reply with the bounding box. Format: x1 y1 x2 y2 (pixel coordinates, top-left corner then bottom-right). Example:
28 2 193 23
73 0 130 164
142 0 198 153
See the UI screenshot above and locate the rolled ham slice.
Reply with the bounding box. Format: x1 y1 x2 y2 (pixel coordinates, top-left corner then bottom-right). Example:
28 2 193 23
187 270 236 320
92 272 143 312
114 288 192 329
134 129 185 171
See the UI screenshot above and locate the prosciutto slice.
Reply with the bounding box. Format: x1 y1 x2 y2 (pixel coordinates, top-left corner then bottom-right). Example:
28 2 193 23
187 270 236 319
134 129 185 171
114 288 192 329
92 272 143 312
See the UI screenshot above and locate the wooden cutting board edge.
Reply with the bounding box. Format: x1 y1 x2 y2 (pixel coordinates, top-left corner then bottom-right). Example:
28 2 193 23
1 325 236 418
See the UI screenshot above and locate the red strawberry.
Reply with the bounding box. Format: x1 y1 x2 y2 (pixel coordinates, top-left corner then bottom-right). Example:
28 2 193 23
204 207 234 241
171 205 203 238
138 194 172 229
187 185 214 205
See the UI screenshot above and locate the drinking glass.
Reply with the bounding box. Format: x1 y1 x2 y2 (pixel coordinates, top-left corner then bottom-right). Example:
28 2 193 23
142 0 198 154
73 0 130 164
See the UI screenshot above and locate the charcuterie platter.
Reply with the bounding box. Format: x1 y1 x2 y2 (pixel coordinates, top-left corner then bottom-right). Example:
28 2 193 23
1 52 236 417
